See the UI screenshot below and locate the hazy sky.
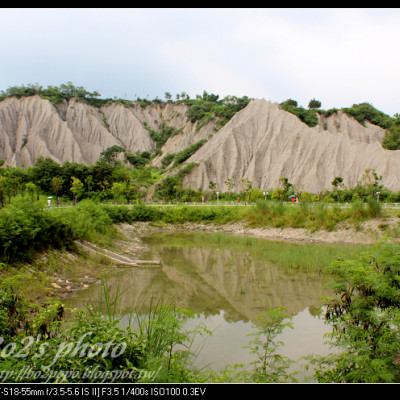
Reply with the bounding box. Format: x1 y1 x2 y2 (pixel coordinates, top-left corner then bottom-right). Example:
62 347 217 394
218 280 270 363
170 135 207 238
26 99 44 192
1 8 399 115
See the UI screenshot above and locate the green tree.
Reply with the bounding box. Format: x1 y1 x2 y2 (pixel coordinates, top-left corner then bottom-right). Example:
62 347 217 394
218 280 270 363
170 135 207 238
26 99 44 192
123 180 137 204
111 182 125 203
99 145 125 165
156 175 179 202
0 176 5 207
31 156 63 193
208 181 216 201
201 90 219 102
224 175 236 201
342 102 392 129
331 176 344 202
2 172 18 203
382 113 400 150
91 161 117 193
126 151 151 168
25 182 37 202
308 98 322 109
180 92 189 100
280 100 319 127
279 177 293 199
280 99 298 108
85 175 93 198
271 187 284 201
361 168 382 197
51 176 63 205
239 178 253 203
70 177 84 206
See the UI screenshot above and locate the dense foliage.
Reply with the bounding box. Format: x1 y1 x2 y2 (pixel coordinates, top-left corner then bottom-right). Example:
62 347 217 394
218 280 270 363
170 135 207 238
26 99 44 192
382 114 400 150
0 156 159 207
185 91 251 130
0 199 74 263
161 140 207 168
0 82 102 106
342 102 393 129
280 99 320 127
312 242 400 382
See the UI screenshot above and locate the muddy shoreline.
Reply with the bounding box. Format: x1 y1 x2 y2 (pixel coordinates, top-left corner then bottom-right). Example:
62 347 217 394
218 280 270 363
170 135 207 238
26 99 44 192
118 218 399 245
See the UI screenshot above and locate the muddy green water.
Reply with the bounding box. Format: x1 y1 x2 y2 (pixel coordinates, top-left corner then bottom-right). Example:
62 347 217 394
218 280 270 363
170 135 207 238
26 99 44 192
66 231 369 376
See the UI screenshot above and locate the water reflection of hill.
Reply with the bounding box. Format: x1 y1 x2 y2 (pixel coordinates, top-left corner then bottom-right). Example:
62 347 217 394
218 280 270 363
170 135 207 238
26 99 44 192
66 232 334 324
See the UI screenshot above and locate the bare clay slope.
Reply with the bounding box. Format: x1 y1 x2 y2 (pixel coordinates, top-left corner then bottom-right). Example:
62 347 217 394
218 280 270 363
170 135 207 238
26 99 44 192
0 96 158 166
182 99 400 193
0 95 214 167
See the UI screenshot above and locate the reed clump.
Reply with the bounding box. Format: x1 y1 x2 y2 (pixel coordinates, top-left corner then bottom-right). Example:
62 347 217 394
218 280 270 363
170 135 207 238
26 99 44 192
245 199 382 232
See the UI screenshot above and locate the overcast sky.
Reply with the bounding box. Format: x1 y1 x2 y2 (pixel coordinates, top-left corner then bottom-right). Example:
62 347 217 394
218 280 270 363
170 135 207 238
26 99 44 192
1 8 399 116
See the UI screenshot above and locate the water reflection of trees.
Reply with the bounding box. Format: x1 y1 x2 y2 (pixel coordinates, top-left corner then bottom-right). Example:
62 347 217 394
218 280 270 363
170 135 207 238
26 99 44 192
71 235 332 325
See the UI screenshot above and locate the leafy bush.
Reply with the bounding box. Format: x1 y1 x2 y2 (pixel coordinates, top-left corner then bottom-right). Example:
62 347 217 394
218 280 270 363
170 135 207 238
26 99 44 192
280 100 319 127
162 140 207 168
101 204 132 223
313 242 400 383
130 204 162 222
185 93 250 129
58 200 113 241
125 151 151 168
160 154 175 169
0 199 73 262
342 102 393 129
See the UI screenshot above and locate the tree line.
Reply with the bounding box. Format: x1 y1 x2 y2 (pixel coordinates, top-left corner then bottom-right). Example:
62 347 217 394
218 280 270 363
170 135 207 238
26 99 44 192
1 154 398 208
0 156 156 207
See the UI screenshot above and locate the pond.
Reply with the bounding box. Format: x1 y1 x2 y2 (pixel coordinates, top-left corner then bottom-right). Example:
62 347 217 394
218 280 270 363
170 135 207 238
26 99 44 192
65 231 369 378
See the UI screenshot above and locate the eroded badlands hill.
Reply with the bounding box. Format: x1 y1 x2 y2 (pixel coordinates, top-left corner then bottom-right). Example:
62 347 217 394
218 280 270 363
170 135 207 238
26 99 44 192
1 95 399 192
0 95 211 167
182 99 400 193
